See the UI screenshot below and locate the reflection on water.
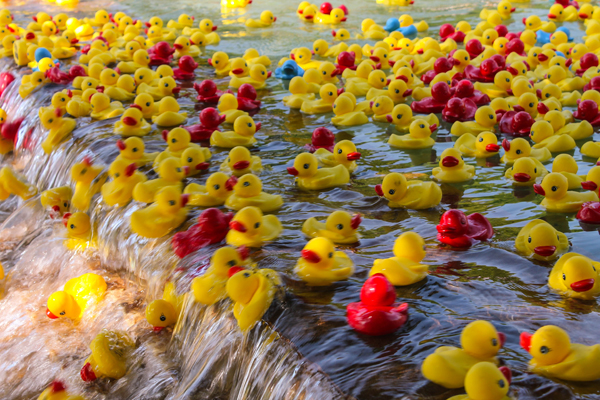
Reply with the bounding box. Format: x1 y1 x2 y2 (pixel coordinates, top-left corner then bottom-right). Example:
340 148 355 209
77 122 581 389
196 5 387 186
0 0 599 399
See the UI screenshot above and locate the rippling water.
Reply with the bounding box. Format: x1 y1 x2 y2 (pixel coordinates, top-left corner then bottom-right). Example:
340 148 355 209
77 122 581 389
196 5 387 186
0 0 600 399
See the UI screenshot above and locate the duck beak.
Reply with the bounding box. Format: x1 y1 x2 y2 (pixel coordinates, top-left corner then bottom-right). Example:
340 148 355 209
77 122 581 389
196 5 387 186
403 89 413 97
548 13 557 19
182 165 190 175
290 53 296 60
80 362 97 382
287 166 299 176
510 7 515 12
580 13 589 18
534 245 556 257
537 102 549 114
116 139 126 150
212 25 218 31
122 116 138 126
582 181 598 191
196 162 210 170
370 56 380 62
267 71 272 78
442 156 459 167
229 220 247 232
233 160 250 170
255 122 261 131
386 115 393 123
346 151 361 161
225 175 238 190
337 88 345 95
571 278 595 292
536 89 542 99
520 331 532 352
173 43 183 50
507 66 518 76
208 58 213 66
485 143 500 152
374 184 384 196
130 103 142 110
46 308 58 319
350 214 362 229
153 326 164 332
273 17 277 22
125 163 136 177
533 184 545 195
499 366 512 385
429 124 438 132
513 172 531 182
397 75 408 82
538 53 548 62
498 332 506 347
301 249 321 263
502 138 510 151
228 266 245 277
181 194 189 207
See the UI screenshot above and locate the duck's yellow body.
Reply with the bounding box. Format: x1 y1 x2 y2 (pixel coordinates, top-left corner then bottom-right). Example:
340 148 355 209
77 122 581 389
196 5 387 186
47 273 107 320
370 232 428 286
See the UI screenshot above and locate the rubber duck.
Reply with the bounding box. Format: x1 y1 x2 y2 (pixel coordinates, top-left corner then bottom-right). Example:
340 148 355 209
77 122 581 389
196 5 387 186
84 10 111 27
358 18 387 40
0 167 37 201
374 172 442 210
217 93 248 124
131 186 188 238
19 70 48 99
136 76 180 100
245 10 277 28
41 186 72 215
190 19 220 44
481 0 515 20
313 139 360 172
386 104 439 134
302 210 361 244
210 115 260 148
146 26 177 44
582 166 600 196
501 138 552 164
534 173 599 212
226 206 282 247
80 330 134 382
61 212 95 250
103 75 136 103
447 362 512 400
432 148 476 183
548 4 578 22
171 208 232 258
347 69 389 97
37 381 86 400
144 281 184 332
294 237 354 285
184 107 226 142
369 95 395 122
193 80 232 105
287 152 350 190
369 231 428 286
529 120 576 152
208 51 232 76
520 325 600 381
301 83 343 114
230 64 271 90
451 106 497 137
70 157 105 211
275 60 305 80
133 157 185 203
226 267 280 331
242 48 272 68
225 174 283 212
437 209 494 248
166 13 194 30
151 96 187 127
422 320 505 388
101 159 147 207
114 107 152 137
112 40 142 62
114 137 157 168
184 172 234 207
389 119 437 149
218 146 262 177
331 95 368 126
551 154 586 190
454 131 500 158
283 77 316 109
39 108 76 154
515 219 569 261
315 6 346 24
473 70 513 99
46 273 106 320
89 93 124 120
505 157 548 186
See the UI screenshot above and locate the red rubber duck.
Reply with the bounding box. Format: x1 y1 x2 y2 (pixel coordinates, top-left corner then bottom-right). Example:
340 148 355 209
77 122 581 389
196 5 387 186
173 56 198 80
555 0 579 9
183 107 226 142
573 99 600 126
422 57 454 85
148 41 174 66
411 82 453 113
505 38 526 57
495 24 508 37
439 24 465 43
193 80 232 104
464 58 503 83
465 39 484 59
0 72 14 97
583 76 600 92
172 208 233 258
436 209 494 248
442 97 477 122
453 80 490 105
336 51 357 73
237 84 261 113
45 65 86 85
304 127 335 153
1 116 23 143
347 274 409 336
499 110 535 136
577 202 600 225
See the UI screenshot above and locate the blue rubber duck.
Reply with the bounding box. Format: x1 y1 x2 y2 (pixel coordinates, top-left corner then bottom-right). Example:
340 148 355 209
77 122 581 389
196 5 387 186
32 48 59 72
536 26 572 45
383 18 417 37
275 60 305 80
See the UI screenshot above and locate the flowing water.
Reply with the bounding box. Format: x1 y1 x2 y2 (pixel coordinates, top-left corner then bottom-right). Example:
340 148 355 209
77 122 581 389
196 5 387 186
0 0 599 399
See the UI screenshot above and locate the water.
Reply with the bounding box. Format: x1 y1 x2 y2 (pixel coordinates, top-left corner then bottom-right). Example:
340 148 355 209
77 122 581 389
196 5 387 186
0 0 599 399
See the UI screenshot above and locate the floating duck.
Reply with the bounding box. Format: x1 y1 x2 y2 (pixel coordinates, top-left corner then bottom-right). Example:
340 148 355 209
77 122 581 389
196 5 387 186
304 127 335 153
501 137 552 164
582 166 600 195
529 120 576 152
447 362 512 400
275 60 305 80
301 83 343 114
80 330 134 382
374 172 442 210
226 267 280 331
0 167 37 201
173 56 198 80
370 232 428 286
230 64 271 90
136 76 180 100
210 115 260 148
115 137 158 167
552 154 586 189
145 282 184 331
63 212 95 250
505 157 548 186
432 148 476 183
295 237 354 285
454 131 500 158
302 210 361 244
194 79 232 104
515 219 569 260
173 36 200 59
314 139 360 172
208 51 232 76
131 186 189 238
41 186 72 215
37 381 86 400
331 95 368 126
346 274 409 336
101 159 147 207
172 208 233 258
226 206 282 247
451 106 497 137
389 119 437 149
46 273 107 320
166 13 195 30
191 245 247 304
246 10 277 28
219 146 262 176
71 157 105 211
114 107 152 137
152 96 187 127
548 252 600 300
520 325 600 381
384 15 428 36
217 93 248 124
243 48 272 67
548 4 578 22
133 157 185 203
184 172 235 207
534 173 599 212
225 174 283 212
103 75 136 102
480 0 515 20
437 209 494 248
422 320 505 388
283 77 316 109
40 108 76 154
386 104 439 134
287 152 350 190
577 201 600 225
90 93 124 120
346 69 389 97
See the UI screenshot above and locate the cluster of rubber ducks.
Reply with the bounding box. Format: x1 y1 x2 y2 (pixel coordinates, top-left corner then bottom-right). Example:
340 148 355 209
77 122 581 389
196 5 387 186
0 0 599 397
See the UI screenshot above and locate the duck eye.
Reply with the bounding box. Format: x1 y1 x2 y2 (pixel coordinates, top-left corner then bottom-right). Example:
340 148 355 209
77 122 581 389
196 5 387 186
546 93 550 98
328 91 333 96
64 202 68 207
336 224 343 230
337 148 342 154
516 149 522 154
243 181 250 187
528 236 532 243
60 311 65 315
160 314 166 321
254 222 260 228
419 124 424 128
187 157 193 162
397 114 402 119
552 186 558 191
165 83 169 87
461 218 467 225
169 200 175 206
489 114 494 119
492 338 498 346
214 184 220 190
303 163 309 169
328 252 333 258
534 168 537 173
132 147 138 152
70 224 75 229
498 380 505 388
540 345 550 354
247 122 252 127
389 189 395 195
563 273 566 280
115 173 120 177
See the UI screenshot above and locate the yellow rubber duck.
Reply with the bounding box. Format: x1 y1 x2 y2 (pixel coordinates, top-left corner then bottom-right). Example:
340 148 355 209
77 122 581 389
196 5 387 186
367 79 412 105
71 157 106 211
551 154 585 190
294 237 354 286
166 13 194 30
133 157 185 203
115 49 150 74
229 57 250 79
302 210 361 244
145 282 184 331
283 77 315 109
480 0 515 20
505 157 548 186
243 48 272 67
548 4 578 22
83 10 110 27
287 152 350 190
37 381 86 400
131 186 189 238
146 26 176 44
104 75 136 102
530 120 576 152
474 71 513 99
534 173 599 212
582 166 600 196
300 83 343 114
19 70 48 99
192 246 250 305
39 92 72 119
226 267 280 331
433 148 476 183
189 19 220 45
112 40 142 62
0 167 37 201
210 115 260 148
447 362 512 400
375 172 442 210
219 146 262 177
230 64 271 90
51 37 77 59
501 137 552 164
389 119 437 149
101 159 147 207
520 325 600 381
246 10 277 28
137 76 180 100
387 104 439 134
315 7 346 24
156 128 209 168
184 172 234 207
13 39 29 66
331 95 369 126
133 93 160 119
46 272 106 320
346 69 389 97
63 212 95 250
369 95 395 122
41 186 72 215
114 137 158 168
421 320 505 388
451 106 497 137
370 232 428 286
226 206 282 247
548 253 600 300
454 131 500 158
39 108 76 154
180 147 210 177
80 330 134 382
358 18 387 40
151 97 187 127
515 219 569 260
114 107 152 137
218 93 248 124
208 51 231 76
225 174 283 212
314 140 361 172
89 93 124 120
539 84 581 107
